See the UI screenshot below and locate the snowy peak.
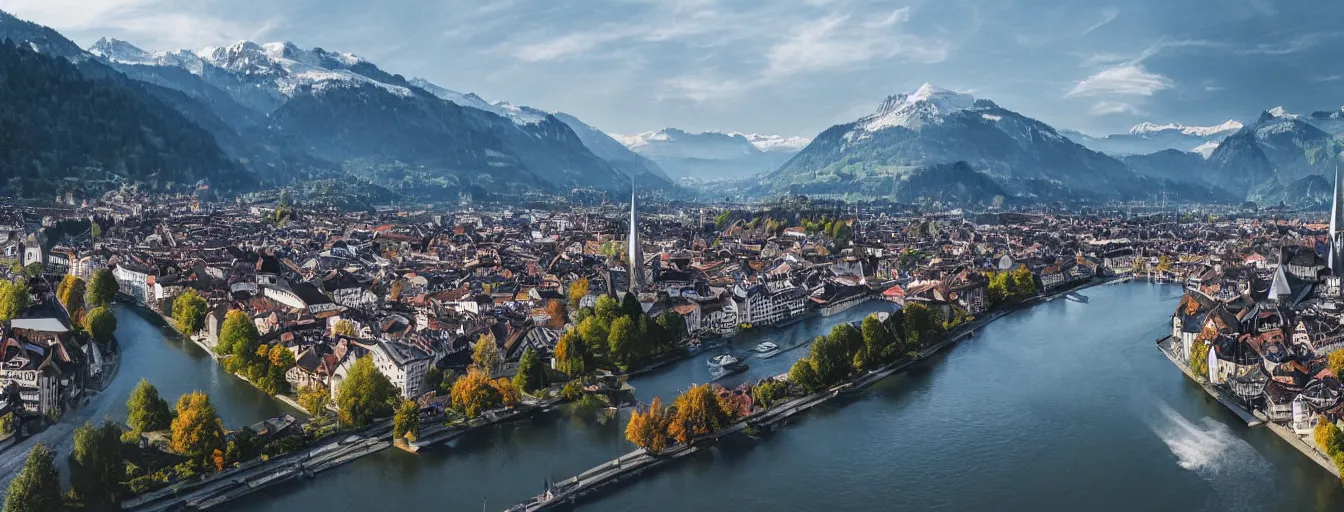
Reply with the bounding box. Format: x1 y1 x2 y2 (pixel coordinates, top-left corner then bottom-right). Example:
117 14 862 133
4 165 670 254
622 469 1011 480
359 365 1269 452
857 82 978 133
1265 106 1298 119
611 128 808 154
408 77 547 125
88 37 151 64
1127 120 1243 137
711 132 812 153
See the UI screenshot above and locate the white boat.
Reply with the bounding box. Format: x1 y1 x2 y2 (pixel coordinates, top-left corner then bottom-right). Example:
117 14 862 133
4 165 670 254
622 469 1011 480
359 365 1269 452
754 342 779 353
707 354 740 367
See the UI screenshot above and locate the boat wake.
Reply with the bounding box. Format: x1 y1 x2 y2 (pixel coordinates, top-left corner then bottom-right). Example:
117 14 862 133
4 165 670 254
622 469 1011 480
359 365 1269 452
1149 402 1271 509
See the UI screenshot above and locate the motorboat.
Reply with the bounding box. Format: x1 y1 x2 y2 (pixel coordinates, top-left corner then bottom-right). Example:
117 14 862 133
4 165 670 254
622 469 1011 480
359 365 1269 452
708 353 740 367
753 342 779 353
711 360 749 377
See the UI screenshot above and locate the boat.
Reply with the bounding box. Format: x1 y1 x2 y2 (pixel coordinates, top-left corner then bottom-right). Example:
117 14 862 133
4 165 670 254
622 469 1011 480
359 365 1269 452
711 360 749 377
753 342 779 353
707 353 740 367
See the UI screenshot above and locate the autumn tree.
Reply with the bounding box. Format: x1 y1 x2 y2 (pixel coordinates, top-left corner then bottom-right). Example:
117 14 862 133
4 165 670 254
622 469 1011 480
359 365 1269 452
545 299 568 330
3 444 60 512
576 316 610 359
593 295 620 322
608 316 644 369
491 377 521 409
172 288 208 335
393 400 420 441
513 347 547 394
299 385 330 415
554 331 592 378
57 274 85 316
333 319 357 337
336 355 398 427
450 368 499 418
625 397 672 453
82 306 117 344
471 333 502 376
1330 351 1344 380
171 392 225 462
126 378 172 432
86 268 117 308
215 309 259 358
1315 415 1344 456
568 278 590 309
68 420 124 508
667 384 735 445
0 280 30 322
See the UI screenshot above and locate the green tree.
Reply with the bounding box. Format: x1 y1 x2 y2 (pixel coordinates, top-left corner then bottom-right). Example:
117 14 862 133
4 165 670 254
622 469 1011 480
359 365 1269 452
808 334 853 387
3 444 61 512
126 378 172 432
216 309 259 360
902 302 946 349
86 268 117 308
1008 266 1037 301
57 275 85 317
471 333 502 376
554 331 592 378
90 222 102 238
593 295 620 322
333 319 357 337
655 312 686 345
751 379 789 409
576 316 610 359
393 400 420 441
424 367 444 393
788 358 822 393
171 289 208 335
513 347 547 394
861 315 899 364
170 392 225 462
0 280 30 322
336 356 398 427
607 316 644 369
620 292 643 319
82 306 118 344
987 271 1010 308
68 420 124 508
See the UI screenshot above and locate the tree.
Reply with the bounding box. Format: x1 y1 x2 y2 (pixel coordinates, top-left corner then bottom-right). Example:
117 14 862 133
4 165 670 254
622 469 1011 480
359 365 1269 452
82 306 117 344
68 420 124 508
1008 266 1037 301
333 319 357 337
3 444 60 512
788 358 821 393
389 279 405 301
861 315 898 365
491 378 521 409
608 316 644 369
655 313 686 345
987 271 1010 308
902 302 946 349
450 368 498 418
545 299 568 330
0 280 30 322
667 384 735 445
593 295 620 322
513 347 548 394
1315 415 1344 456
568 278 589 309
1157 255 1172 272
471 333 502 376
809 333 853 387
336 356 398 427
86 268 117 308
576 316 610 358
554 331 592 378
57 275 85 316
751 379 789 409
1330 351 1344 380
127 378 172 432
216 309 258 359
90 222 102 238
393 400 420 441
298 385 330 415
172 289 208 335
170 392 225 462
625 397 672 453
620 292 643 319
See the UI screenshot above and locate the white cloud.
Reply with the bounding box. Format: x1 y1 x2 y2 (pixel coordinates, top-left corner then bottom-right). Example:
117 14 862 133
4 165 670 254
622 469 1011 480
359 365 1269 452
1089 100 1141 116
661 75 753 102
3 0 271 50
1066 63 1173 97
765 13 948 78
1081 7 1119 36
865 7 911 28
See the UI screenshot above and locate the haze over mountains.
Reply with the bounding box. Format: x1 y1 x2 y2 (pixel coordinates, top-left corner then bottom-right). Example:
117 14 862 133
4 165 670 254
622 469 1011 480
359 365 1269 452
1 9 1343 209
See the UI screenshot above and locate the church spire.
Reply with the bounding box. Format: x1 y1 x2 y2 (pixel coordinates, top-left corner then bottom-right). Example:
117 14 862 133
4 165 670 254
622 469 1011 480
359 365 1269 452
628 179 645 291
1332 164 1343 273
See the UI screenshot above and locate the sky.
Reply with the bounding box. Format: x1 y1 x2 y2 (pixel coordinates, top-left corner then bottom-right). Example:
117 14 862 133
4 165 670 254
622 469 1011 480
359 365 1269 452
3 0 1342 138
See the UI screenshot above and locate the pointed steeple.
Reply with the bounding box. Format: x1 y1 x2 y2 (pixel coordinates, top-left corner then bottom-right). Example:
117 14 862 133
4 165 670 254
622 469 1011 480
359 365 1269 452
1332 165 1343 273
628 178 645 291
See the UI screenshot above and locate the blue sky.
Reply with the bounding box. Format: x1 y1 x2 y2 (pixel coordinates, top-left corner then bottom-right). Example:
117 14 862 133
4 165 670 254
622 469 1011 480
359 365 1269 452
5 0 1341 138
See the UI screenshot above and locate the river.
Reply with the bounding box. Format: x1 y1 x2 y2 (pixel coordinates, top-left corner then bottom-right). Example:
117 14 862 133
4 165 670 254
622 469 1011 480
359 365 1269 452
8 283 1343 510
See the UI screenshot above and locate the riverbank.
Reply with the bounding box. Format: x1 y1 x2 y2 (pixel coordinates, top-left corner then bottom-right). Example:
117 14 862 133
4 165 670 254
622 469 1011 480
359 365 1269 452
511 277 1112 510
1155 335 1341 478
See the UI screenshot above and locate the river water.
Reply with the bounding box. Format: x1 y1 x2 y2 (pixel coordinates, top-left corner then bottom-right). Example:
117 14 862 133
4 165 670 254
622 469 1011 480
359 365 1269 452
7 283 1342 510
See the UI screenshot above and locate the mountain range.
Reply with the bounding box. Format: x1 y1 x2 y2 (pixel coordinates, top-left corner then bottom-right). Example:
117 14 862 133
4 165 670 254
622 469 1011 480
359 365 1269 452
2 9 1343 208
609 129 809 182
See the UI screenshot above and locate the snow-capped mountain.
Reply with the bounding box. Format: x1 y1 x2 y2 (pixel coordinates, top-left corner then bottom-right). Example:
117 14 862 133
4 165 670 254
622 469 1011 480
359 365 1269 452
610 128 805 180
1064 119 1242 157
408 77 547 125
759 82 1218 202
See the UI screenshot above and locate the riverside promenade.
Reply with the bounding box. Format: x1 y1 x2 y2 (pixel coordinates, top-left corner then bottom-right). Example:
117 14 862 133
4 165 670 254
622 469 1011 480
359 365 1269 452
510 278 1112 511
